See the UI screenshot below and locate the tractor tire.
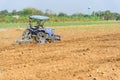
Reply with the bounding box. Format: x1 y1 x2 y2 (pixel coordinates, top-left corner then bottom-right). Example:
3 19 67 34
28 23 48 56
50 36 56 43
36 32 46 44
47 37 55 43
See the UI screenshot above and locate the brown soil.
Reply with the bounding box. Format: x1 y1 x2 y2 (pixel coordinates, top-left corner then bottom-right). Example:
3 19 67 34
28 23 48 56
0 27 120 80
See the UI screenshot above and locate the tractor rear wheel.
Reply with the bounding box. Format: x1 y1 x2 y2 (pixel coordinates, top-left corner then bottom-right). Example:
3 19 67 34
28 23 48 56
36 32 46 44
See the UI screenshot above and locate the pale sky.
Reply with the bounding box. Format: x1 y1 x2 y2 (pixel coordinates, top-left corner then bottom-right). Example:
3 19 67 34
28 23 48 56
0 0 119 15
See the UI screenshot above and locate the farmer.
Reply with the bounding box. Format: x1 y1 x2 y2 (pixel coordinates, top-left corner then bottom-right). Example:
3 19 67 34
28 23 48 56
34 21 44 28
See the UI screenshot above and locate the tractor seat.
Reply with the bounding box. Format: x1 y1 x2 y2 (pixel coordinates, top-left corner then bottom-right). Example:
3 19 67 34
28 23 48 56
31 26 39 30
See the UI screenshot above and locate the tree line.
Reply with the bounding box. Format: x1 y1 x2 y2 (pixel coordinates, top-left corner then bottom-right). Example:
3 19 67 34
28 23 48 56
0 8 120 23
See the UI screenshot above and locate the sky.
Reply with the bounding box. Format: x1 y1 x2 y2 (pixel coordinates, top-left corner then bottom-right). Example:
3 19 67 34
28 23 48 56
0 0 120 15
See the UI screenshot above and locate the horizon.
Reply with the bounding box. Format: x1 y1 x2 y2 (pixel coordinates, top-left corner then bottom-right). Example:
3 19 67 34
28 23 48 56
0 0 120 15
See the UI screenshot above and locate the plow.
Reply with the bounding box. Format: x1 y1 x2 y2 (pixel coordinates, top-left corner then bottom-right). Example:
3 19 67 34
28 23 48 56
15 15 61 44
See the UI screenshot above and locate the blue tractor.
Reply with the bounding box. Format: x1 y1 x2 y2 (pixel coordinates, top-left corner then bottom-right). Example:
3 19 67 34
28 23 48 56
16 15 61 44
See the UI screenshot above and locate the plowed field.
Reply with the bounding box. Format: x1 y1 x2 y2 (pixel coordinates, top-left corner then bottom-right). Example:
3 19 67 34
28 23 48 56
0 24 120 80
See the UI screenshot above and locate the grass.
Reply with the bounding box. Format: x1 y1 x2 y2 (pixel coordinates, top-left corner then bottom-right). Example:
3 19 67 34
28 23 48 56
0 23 28 28
0 21 120 31
55 24 120 30
46 21 120 27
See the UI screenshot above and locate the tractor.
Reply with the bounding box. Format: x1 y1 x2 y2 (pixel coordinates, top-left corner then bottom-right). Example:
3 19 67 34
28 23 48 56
15 15 61 44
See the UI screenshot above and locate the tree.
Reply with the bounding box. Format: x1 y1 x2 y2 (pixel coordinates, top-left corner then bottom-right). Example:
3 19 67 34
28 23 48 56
17 8 44 16
0 10 9 16
11 10 17 15
45 9 56 16
58 12 68 17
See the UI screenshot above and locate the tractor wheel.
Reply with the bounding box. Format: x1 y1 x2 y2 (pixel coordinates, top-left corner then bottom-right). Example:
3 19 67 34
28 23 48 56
36 32 46 44
50 36 56 43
